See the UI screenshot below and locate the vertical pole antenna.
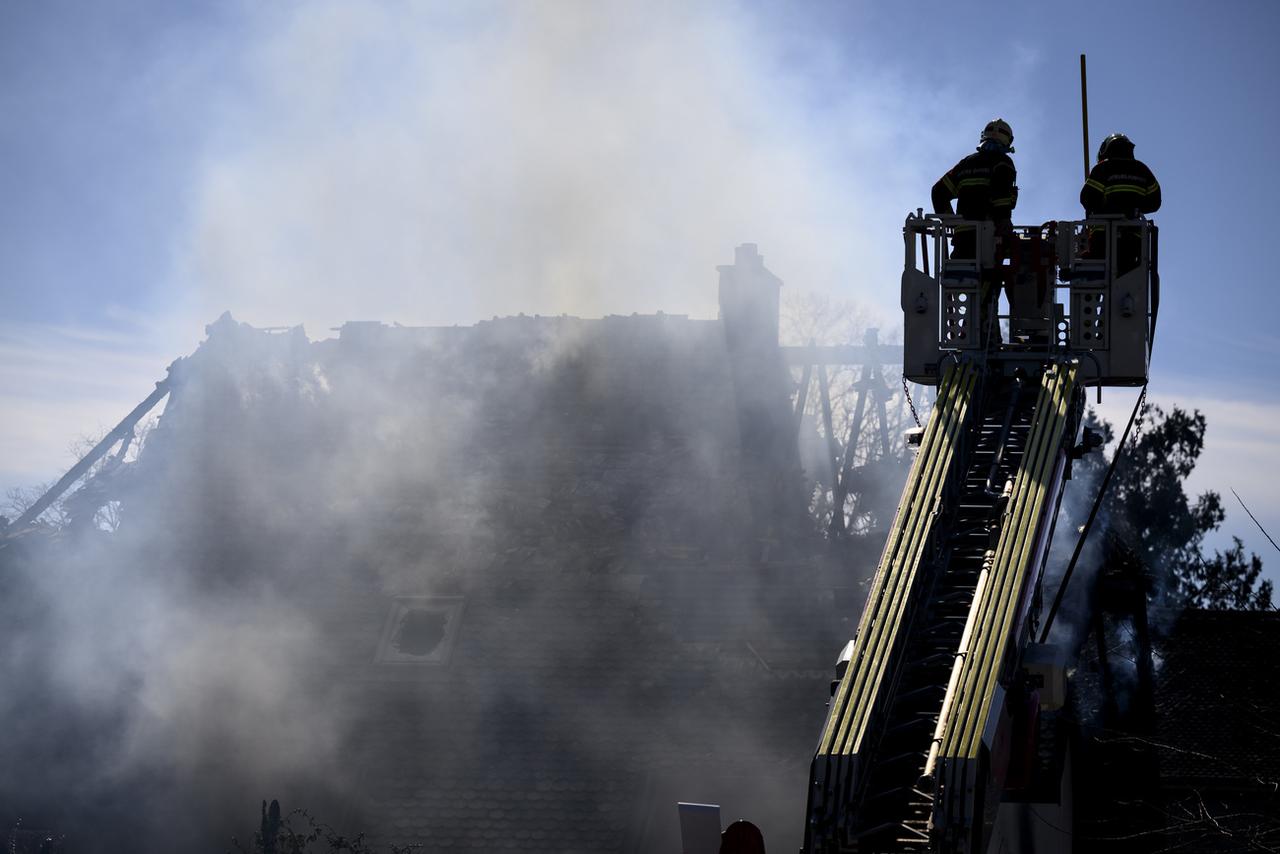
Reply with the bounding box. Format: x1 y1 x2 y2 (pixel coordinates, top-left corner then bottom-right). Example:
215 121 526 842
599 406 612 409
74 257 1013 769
1080 54 1090 180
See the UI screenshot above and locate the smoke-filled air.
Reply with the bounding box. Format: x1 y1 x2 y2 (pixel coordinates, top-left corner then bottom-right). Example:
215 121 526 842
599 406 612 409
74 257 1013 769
175 1 928 331
0 4 950 851
6 3 1278 854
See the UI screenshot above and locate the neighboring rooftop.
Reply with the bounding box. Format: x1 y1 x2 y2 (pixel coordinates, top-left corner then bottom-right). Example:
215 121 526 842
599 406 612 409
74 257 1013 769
1155 609 1280 787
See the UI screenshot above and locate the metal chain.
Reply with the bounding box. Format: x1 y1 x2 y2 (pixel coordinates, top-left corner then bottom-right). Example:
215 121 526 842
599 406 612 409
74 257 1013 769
902 376 922 428
1131 386 1148 445
1119 385 1148 457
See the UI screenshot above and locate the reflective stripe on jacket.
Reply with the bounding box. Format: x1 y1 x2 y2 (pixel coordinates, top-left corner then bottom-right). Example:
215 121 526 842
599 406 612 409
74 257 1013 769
1080 157 1161 217
932 150 1018 221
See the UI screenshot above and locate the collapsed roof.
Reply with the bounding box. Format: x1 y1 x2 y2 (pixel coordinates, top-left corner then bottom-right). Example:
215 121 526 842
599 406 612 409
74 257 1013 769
0 247 866 853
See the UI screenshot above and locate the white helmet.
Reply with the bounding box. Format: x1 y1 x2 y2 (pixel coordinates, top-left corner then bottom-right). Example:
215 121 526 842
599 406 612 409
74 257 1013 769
981 118 1014 151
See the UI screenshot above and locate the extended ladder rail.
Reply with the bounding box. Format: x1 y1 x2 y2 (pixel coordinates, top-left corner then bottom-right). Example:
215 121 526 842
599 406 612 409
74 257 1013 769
932 362 1080 852
806 361 981 851
803 361 1084 854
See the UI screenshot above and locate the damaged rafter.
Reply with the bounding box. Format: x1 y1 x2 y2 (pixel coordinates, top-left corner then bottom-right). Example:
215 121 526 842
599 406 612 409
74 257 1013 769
7 375 173 533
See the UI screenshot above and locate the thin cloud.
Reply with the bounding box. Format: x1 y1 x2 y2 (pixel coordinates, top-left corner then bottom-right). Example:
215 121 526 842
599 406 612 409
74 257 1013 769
0 320 177 488
1137 392 1280 580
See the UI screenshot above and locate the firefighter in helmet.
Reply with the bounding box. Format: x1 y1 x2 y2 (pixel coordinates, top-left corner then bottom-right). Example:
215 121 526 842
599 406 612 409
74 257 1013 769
1080 132 1161 271
931 118 1019 260
932 119 1019 346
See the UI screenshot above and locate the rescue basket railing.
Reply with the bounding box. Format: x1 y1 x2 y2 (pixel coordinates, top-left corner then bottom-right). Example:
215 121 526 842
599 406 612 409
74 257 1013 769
901 213 1157 388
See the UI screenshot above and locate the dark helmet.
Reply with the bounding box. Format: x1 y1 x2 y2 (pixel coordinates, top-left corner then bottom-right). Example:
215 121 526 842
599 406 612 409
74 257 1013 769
1097 133 1136 161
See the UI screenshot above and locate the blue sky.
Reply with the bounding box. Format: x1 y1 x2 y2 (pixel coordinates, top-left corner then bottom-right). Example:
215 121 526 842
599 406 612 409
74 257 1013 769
2 0 1277 573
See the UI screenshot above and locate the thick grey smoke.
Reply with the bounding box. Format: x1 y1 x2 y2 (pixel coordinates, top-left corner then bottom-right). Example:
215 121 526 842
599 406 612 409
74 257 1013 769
172 1 943 333
1 5 1013 850
6 0 1032 508
1 300 865 852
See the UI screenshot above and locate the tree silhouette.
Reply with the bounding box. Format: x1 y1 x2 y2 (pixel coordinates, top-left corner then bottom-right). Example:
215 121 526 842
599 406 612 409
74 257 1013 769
1085 402 1272 611
1185 538 1274 611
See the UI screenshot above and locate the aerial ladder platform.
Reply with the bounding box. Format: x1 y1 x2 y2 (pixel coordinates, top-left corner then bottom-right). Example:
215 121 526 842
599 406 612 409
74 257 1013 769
802 213 1158 854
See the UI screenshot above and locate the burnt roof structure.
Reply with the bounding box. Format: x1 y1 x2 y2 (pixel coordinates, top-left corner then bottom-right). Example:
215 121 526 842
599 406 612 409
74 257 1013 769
0 246 871 853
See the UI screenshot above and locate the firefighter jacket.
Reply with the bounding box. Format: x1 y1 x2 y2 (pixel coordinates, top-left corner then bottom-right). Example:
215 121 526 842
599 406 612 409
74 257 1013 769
931 149 1018 222
1080 157 1161 217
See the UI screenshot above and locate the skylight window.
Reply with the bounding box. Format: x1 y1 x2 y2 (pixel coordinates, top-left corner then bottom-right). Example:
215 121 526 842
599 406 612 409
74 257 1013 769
374 596 464 665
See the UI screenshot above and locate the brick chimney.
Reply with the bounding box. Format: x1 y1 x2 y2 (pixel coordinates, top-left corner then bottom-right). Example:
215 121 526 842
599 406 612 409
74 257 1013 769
717 243 782 352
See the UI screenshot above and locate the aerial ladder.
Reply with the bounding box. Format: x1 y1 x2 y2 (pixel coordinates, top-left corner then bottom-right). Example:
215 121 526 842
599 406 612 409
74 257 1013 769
802 212 1158 854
